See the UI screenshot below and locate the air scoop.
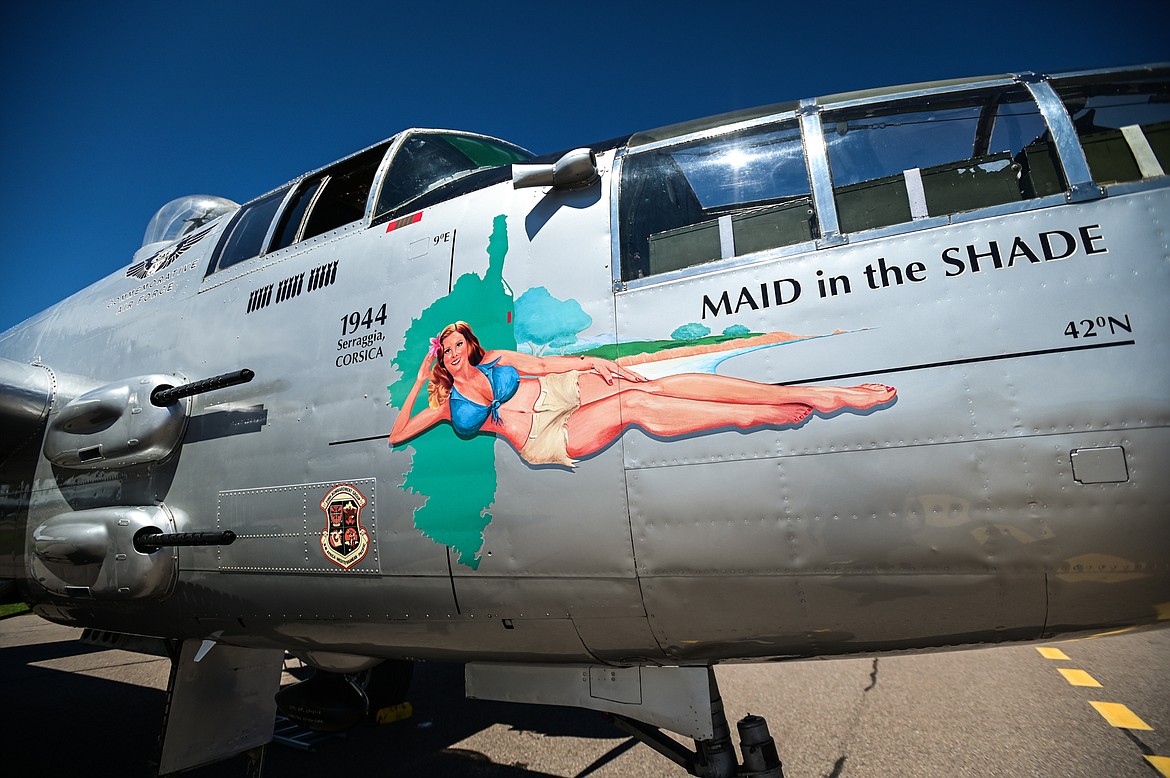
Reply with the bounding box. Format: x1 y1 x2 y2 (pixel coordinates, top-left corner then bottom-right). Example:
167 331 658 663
512 148 599 190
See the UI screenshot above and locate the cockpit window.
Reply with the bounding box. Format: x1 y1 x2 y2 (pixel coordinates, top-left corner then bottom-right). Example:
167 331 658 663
1048 70 1170 186
207 143 393 275
674 125 811 209
822 85 1048 233
271 144 389 252
204 132 530 276
619 120 814 280
373 132 531 218
206 189 287 273
272 178 324 252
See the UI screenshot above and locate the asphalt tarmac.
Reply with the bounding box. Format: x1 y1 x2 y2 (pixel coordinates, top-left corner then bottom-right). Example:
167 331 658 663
2 612 1167 777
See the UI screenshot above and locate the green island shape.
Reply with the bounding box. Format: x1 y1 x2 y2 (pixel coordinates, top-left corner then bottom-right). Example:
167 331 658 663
388 215 515 569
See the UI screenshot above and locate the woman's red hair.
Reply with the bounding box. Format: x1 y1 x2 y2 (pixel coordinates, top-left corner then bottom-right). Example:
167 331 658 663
427 321 486 408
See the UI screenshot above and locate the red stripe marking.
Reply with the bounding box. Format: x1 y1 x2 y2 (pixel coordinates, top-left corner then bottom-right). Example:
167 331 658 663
386 211 424 233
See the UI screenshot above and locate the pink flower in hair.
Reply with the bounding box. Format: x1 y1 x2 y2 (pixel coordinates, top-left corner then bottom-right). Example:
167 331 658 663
427 337 442 359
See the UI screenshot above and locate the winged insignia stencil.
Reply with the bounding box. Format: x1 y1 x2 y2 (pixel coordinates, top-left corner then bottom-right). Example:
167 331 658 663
125 228 212 280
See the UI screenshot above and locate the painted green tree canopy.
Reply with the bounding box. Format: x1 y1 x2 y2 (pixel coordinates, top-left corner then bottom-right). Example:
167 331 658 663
672 322 711 341
513 286 592 355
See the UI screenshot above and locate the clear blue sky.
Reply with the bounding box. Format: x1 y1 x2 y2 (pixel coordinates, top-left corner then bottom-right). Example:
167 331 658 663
2 0 1165 332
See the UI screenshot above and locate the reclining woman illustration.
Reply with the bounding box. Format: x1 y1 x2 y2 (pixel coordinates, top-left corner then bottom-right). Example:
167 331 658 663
390 321 895 467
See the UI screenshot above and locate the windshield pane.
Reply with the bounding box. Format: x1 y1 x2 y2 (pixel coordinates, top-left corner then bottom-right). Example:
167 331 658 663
374 133 531 217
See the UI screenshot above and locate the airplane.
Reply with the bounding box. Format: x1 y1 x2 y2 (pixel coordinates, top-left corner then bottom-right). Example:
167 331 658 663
2 62 1168 777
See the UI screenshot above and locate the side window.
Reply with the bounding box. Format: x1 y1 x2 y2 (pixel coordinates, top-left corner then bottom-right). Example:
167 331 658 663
270 144 389 252
823 86 1049 233
271 178 325 252
206 189 287 273
1050 72 1170 186
619 121 813 281
209 144 393 274
301 146 386 239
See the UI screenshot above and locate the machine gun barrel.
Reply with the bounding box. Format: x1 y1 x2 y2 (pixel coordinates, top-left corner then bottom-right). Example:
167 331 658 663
135 530 237 551
150 369 254 407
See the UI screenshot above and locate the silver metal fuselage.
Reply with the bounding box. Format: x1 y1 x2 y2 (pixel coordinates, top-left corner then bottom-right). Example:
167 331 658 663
2 67 1167 671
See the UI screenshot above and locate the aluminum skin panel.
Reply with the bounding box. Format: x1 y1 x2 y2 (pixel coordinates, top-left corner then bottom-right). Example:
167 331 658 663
392 153 644 662
215 479 378 574
640 572 1046 661
441 153 634 579
202 603 594 663
619 187 1170 657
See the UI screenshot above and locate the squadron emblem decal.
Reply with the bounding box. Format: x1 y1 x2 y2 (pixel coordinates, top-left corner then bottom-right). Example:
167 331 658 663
319 483 370 569
126 228 212 280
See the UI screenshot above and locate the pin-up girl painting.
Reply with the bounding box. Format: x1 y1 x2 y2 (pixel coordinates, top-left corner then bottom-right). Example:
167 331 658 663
389 320 896 467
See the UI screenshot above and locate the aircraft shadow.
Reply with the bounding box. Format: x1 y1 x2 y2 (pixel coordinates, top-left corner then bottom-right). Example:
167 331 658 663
1 617 636 777
252 662 634 777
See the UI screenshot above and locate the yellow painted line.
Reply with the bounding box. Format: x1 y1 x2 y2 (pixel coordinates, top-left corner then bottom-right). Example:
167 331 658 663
1145 755 1170 776
1058 668 1102 687
1036 647 1070 660
374 701 413 725
1084 627 1137 640
1089 701 1152 730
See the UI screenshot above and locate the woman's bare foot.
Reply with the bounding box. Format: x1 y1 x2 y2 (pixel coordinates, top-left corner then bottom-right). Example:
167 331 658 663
803 384 896 413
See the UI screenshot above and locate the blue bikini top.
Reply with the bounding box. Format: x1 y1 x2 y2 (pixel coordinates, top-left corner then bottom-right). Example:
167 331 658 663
448 358 520 438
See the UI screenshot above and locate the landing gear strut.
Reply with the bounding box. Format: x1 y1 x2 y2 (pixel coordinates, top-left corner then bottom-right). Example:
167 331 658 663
608 670 783 778
465 662 784 777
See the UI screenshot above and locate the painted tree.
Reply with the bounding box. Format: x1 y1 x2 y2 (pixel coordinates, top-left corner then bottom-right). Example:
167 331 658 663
513 286 592 355
671 322 711 341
